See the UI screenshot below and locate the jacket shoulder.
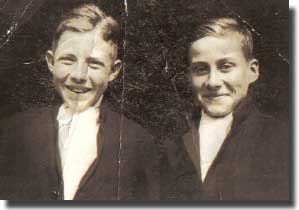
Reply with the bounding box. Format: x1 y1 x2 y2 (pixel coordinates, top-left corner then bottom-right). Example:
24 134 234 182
104 105 155 142
249 110 289 144
0 107 55 128
0 107 57 150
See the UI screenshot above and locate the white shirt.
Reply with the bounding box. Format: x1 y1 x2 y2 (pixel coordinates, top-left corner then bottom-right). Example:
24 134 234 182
57 104 100 200
199 112 233 182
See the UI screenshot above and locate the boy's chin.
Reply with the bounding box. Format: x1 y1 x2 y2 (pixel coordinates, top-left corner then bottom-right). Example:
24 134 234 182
65 101 92 114
203 106 233 118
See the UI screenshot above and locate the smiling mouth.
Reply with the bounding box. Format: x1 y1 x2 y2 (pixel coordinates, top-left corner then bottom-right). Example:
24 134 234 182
202 94 229 99
66 85 92 94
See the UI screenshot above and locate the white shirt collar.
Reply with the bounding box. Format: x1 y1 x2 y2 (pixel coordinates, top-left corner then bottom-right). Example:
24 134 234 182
56 97 103 200
199 111 233 181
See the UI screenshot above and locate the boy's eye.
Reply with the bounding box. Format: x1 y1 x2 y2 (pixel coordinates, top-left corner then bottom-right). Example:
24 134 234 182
58 56 76 65
61 60 75 65
190 63 209 75
219 63 234 72
87 59 105 70
88 63 103 70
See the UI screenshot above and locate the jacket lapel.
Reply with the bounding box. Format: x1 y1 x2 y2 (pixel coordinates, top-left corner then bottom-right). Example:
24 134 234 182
73 101 111 199
182 121 202 180
50 105 64 199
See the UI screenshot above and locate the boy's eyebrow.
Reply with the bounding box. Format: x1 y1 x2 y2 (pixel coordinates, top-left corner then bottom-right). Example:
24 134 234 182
86 57 105 67
189 62 209 70
190 61 210 68
190 61 207 65
216 57 236 65
57 54 76 60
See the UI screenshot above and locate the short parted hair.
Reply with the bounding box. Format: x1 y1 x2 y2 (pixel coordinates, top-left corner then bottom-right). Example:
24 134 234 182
51 3 120 58
191 17 254 61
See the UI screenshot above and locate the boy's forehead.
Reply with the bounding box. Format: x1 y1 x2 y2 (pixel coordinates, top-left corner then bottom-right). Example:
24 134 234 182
189 33 248 62
191 33 244 53
58 28 96 44
55 29 114 53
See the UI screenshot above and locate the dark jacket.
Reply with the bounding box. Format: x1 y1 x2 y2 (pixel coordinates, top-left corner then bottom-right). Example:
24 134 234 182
0 101 160 200
161 98 290 201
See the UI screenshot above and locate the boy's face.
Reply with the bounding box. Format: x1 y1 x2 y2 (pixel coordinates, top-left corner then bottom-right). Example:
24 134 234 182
189 33 259 117
46 28 121 113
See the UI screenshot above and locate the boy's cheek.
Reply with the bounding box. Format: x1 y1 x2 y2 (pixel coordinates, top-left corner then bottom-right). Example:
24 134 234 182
191 77 205 87
52 66 70 79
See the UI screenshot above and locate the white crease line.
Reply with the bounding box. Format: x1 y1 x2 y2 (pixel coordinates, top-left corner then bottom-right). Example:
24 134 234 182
117 3 128 200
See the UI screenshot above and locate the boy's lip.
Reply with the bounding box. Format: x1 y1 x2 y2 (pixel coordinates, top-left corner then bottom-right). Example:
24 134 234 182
65 85 92 94
202 93 230 99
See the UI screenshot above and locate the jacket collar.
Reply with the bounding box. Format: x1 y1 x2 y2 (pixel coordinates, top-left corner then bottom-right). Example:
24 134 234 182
181 96 256 182
231 96 256 130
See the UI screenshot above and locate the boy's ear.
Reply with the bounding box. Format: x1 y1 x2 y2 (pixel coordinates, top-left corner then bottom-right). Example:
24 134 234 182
109 59 122 82
248 58 259 84
45 50 54 73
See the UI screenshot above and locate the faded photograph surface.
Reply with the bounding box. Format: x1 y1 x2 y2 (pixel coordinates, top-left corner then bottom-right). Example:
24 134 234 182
0 0 290 202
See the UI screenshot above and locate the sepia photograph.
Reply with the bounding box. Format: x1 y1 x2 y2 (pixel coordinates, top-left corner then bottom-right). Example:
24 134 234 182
0 0 290 204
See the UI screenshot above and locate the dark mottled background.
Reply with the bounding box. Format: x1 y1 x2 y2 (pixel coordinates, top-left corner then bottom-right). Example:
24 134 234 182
0 0 289 139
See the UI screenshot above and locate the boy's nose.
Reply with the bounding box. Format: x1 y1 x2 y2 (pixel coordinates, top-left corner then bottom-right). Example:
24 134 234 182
206 69 223 89
70 62 88 83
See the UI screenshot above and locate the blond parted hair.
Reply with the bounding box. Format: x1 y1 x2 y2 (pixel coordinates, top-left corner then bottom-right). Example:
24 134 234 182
191 17 254 61
51 4 120 58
